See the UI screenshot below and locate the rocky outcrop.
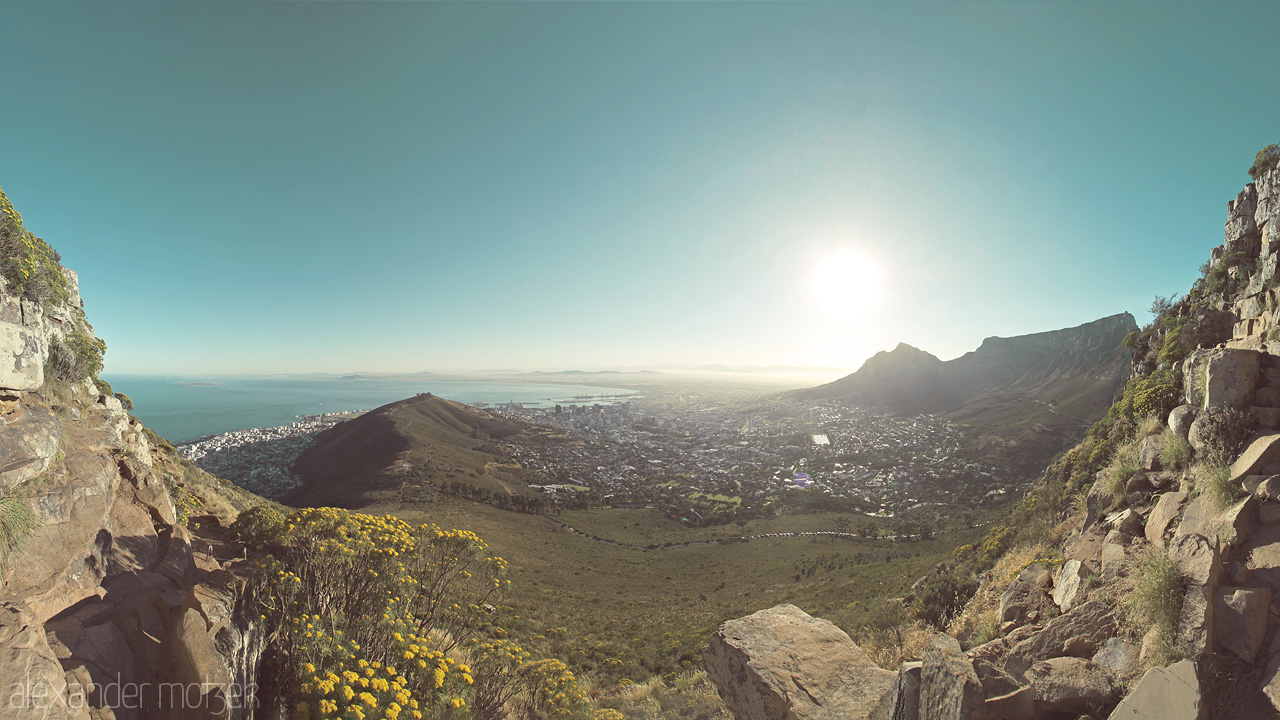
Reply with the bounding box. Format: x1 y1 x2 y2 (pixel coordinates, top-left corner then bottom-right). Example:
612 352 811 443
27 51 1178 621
0 202 261 719
702 604 896 720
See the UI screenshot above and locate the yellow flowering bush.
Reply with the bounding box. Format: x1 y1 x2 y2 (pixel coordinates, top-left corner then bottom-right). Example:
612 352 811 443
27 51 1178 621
0 187 68 308
252 508 599 719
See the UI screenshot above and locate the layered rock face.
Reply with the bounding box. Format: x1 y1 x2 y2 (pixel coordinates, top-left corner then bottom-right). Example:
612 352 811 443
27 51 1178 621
0 206 260 718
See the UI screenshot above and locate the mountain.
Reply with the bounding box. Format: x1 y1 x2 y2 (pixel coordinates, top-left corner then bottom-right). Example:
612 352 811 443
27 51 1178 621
286 393 557 510
797 313 1138 472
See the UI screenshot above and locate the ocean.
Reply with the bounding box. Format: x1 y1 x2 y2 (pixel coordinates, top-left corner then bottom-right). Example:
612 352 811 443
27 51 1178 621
102 374 635 443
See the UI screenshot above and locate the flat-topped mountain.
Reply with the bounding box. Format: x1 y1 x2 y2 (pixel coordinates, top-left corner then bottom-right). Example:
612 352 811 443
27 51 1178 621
286 393 557 510
798 313 1138 472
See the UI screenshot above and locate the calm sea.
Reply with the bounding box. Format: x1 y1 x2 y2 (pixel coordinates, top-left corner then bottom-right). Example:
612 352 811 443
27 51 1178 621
103 375 635 443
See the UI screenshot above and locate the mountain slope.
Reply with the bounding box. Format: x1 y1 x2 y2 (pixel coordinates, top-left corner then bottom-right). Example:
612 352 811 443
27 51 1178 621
797 313 1138 473
286 393 558 509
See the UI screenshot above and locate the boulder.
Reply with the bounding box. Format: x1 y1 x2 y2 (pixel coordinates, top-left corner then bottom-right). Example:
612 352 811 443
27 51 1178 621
1101 543 1128 580
1052 560 1091 614
1214 586 1271 662
920 633 984 720
1232 433 1280 484
1146 492 1187 547
1168 533 1223 586
1257 475 1280 500
983 686 1033 720
0 603 86 720
1218 495 1258 543
1260 501 1280 525
1168 404 1196 439
1243 524 1280 590
702 604 896 720
887 661 921 720
1106 508 1144 537
1091 638 1140 681
1107 660 1205 720
1204 348 1261 409
1003 601 1118 679
1082 473 1113 533
1025 657 1117 716
997 563 1053 630
1174 494 1219 540
1176 585 1214 658
1139 435 1163 472
0 321 45 392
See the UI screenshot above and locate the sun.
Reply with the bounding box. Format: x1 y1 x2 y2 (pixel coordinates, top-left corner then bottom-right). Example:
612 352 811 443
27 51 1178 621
812 250 880 319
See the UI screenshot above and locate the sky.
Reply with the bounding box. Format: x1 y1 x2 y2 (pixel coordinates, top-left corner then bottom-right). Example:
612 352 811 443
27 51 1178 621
3 1 1279 377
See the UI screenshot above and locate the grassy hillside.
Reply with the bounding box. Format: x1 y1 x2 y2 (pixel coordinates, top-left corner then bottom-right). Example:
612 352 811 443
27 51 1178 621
287 393 565 509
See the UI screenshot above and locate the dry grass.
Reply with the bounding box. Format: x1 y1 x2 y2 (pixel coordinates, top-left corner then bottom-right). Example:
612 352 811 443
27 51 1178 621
1103 440 1140 505
948 543 1052 647
1120 546 1185 669
1136 416 1164 441
852 619 932 670
0 493 38 575
596 670 730 720
1192 462 1239 513
1159 429 1191 471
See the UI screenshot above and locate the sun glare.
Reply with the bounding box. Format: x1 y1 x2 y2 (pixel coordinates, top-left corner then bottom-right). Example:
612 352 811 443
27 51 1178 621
812 250 880 319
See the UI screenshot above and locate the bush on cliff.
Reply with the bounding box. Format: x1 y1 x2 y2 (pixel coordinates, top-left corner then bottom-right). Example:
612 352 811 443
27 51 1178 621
45 331 106 385
1249 143 1280 180
0 187 68 308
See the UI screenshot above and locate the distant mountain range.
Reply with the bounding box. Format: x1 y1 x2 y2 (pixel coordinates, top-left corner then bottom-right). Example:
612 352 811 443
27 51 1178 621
795 313 1139 473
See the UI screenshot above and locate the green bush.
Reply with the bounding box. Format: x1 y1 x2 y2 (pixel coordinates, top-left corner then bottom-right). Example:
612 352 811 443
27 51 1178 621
45 331 106 385
232 505 285 547
1249 143 1280 180
0 188 68 308
912 571 979 628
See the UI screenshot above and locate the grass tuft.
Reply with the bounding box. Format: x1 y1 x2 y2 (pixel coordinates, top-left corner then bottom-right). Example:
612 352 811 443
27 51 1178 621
1160 429 1191 471
0 493 39 575
1104 440 1139 504
1194 463 1239 512
1120 547 1184 668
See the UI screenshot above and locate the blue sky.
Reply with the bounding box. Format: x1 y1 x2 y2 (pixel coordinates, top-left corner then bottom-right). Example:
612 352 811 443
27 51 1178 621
3 1 1278 375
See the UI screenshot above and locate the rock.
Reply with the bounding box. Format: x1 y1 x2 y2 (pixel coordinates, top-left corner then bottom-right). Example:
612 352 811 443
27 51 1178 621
1103 528 1128 546
1174 494 1219 540
1107 660 1205 720
1259 646 1280 713
1214 586 1271 662
1219 495 1258 544
1260 501 1280 525
702 604 896 720
1025 657 1117 716
1003 601 1118 679
0 321 45 392
1260 387 1280 408
1146 492 1188 547
997 563 1053 630
887 661 921 720
1101 543 1128 579
0 400 62 493
1169 404 1196 439
1083 473 1113 533
1243 524 1280 590
1125 472 1153 493
1106 508 1144 537
1257 475 1280 500
1052 560 1091 614
1176 585 1214 658
1232 434 1280 485
1168 533 1223 586
920 633 984 720
1204 348 1261 409
1253 405 1280 429
0 604 85 720
1065 525 1107 563
1139 435 1163 471
1091 638 1139 680
983 686 1033 720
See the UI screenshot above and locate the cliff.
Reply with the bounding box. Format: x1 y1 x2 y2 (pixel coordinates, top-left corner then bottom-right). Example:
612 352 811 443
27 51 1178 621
797 313 1138 473
0 188 264 720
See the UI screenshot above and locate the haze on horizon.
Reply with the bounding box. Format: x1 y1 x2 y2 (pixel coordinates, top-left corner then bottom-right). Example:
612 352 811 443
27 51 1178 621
3 1 1279 377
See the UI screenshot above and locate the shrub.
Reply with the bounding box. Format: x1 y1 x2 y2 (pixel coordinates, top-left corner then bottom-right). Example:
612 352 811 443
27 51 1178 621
1195 406 1252 466
114 393 134 411
232 505 285 547
45 331 106 385
1249 143 1280 180
0 188 68 308
912 571 979 628
1121 548 1185 667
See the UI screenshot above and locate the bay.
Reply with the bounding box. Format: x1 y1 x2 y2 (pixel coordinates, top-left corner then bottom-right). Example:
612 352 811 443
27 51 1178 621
102 374 635 443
